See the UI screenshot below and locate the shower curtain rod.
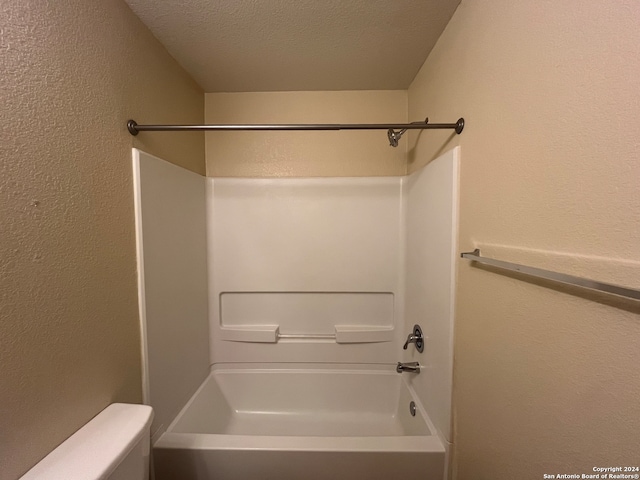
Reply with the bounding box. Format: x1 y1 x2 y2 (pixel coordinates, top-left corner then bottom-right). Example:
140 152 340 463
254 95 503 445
126 118 465 135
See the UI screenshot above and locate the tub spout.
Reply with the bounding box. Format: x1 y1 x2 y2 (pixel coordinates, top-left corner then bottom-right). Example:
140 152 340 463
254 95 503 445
396 362 420 374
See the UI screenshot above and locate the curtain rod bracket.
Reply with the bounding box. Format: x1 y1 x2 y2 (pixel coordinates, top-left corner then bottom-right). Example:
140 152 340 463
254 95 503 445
127 120 139 136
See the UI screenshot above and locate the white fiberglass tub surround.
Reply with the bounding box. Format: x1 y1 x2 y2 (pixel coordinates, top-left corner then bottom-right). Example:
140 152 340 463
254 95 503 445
153 365 445 480
133 148 459 480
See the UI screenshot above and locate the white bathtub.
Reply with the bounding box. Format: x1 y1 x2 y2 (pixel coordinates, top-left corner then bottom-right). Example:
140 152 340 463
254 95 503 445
153 364 445 480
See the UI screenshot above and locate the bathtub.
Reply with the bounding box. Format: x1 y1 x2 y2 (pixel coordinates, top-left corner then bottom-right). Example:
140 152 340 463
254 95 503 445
153 364 445 480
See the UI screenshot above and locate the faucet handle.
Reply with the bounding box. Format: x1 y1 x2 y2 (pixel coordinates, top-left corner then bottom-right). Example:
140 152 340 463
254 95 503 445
402 334 416 350
402 325 424 353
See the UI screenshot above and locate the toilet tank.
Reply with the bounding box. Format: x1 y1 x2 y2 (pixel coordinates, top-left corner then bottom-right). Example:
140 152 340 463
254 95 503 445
21 403 154 480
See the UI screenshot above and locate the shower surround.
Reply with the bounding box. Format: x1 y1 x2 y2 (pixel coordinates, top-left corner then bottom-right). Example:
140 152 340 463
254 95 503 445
132 147 459 479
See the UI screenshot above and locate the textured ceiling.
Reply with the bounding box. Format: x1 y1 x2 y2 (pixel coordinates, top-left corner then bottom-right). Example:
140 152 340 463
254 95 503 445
124 0 460 92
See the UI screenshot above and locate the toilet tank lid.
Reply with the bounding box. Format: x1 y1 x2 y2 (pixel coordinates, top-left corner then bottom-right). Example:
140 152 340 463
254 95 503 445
21 403 154 480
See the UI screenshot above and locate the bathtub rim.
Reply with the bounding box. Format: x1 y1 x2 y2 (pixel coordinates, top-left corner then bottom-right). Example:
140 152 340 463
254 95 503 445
154 431 444 453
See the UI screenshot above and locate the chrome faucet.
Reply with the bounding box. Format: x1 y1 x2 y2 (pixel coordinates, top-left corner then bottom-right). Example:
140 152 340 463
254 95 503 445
396 361 420 374
403 324 424 353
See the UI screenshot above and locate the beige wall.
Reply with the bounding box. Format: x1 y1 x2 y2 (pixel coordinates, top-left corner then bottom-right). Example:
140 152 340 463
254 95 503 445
408 0 640 478
0 1 204 478
205 91 407 177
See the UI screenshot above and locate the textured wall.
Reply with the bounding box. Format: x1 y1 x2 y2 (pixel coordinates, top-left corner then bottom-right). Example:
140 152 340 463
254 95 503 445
407 0 640 478
0 1 204 478
205 91 407 177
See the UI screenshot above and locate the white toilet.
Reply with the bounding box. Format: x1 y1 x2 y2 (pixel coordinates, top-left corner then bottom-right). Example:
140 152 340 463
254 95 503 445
21 403 154 480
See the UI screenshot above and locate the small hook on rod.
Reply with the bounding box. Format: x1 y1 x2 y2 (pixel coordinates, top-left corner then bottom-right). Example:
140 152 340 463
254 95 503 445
387 118 429 148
